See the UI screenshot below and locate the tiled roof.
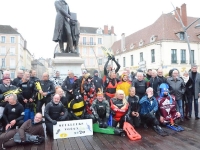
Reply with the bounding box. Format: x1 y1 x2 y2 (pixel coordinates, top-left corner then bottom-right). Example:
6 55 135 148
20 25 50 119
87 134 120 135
111 13 200 55
0 25 19 34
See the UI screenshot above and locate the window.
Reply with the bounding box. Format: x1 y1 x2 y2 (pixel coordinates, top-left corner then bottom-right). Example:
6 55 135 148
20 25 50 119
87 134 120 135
180 32 184 40
98 58 102 65
180 49 186 63
83 37 86 45
1 36 5 43
140 52 143 62
1 47 6 55
82 48 87 55
1 58 6 68
98 38 102 44
89 48 94 56
171 49 177 63
10 71 15 79
90 58 95 66
131 55 133 66
90 37 93 45
10 37 15 43
10 47 15 55
151 49 155 63
10 58 15 68
84 59 88 65
123 57 126 67
191 50 195 64
98 47 103 55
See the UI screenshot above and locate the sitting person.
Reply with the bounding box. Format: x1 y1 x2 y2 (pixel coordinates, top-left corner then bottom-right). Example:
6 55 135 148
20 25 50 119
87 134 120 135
139 87 168 136
44 94 68 136
110 90 130 128
91 89 110 128
0 113 44 148
68 90 85 120
55 86 68 107
157 83 181 124
127 87 140 128
3 94 24 130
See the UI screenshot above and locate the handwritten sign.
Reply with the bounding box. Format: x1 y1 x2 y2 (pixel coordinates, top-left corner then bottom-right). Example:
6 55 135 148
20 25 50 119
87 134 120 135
53 119 93 139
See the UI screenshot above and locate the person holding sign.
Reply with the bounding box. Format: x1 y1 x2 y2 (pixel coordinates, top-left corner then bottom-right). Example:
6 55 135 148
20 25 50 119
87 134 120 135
91 89 110 128
44 94 68 136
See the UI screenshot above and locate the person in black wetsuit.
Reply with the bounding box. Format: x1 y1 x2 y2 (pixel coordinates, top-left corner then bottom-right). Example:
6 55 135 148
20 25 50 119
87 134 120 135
127 87 140 127
132 72 147 100
44 94 68 136
36 72 55 113
12 70 24 87
3 94 24 130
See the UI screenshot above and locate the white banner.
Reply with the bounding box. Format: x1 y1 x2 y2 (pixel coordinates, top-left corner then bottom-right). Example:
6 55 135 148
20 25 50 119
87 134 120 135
53 119 93 139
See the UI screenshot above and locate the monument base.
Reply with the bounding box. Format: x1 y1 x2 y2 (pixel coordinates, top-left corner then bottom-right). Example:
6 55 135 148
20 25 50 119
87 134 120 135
53 53 84 79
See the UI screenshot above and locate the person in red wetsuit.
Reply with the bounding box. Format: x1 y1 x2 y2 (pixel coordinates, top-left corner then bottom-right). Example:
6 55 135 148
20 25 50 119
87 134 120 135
110 90 130 128
104 71 118 101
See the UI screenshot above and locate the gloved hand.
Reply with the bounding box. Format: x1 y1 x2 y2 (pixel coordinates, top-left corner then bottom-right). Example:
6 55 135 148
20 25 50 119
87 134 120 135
108 56 112 60
59 116 66 121
51 120 57 125
111 56 115 61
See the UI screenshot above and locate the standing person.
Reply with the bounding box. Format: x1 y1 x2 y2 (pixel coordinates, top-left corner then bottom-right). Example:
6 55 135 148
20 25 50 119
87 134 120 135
36 73 55 113
144 69 152 87
12 70 24 87
116 74 131 97
93 70 103 92
55 87 68 107
182 71 193 120
78 70 88 96
157 68 167 83
167 70 185 121
124 67 133 82
132 72 147 100
62 71 79 103
0 70 12 84
45 94 68 136
0 113 44 149
3 94 24 130
53 0 74 53
51 71 63 87
149 70 161 98
189 65 200 120
104 71 118 101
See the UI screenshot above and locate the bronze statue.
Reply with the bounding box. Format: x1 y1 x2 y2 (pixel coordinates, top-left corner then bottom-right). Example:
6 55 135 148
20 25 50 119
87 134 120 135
53 0 75 53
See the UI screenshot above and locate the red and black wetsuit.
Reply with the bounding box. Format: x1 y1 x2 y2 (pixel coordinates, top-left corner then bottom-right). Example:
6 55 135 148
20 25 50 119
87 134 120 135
104 77 117 101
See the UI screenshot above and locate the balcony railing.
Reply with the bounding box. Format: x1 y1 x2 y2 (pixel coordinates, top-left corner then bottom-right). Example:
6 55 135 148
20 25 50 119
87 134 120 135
79 42 96 46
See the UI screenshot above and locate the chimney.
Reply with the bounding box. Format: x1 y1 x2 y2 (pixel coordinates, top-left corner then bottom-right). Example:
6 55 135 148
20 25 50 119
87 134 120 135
104 25 108 34
111 26 114 34
175 7 181 21
181 3 187 26
121 33 125 51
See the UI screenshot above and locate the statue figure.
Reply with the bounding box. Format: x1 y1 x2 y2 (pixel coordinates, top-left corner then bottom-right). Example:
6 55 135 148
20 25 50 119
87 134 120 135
52 0 75 53
70 18 80 53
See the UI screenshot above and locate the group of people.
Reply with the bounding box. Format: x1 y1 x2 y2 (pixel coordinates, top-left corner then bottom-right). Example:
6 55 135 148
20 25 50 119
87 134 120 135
0 56 199 148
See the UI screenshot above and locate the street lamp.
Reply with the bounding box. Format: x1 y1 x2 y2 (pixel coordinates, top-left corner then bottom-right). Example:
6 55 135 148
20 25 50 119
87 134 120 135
172 3 200 67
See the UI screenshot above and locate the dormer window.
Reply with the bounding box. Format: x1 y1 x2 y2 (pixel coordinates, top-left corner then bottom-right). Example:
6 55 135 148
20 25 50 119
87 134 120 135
130 43 134 49
96 28 102 34
150 35 157 43
139 40 144 46
176 32 185 40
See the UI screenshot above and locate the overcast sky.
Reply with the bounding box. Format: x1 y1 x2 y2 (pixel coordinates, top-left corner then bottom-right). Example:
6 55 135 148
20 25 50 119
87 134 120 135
0 0 199 59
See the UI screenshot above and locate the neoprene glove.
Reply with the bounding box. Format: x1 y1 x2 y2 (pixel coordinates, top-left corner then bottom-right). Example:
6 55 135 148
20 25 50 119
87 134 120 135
59 116 66 121
51 120 57 125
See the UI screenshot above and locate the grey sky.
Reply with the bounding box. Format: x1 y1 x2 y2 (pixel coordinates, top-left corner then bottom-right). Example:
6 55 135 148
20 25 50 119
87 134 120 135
0 0 199 58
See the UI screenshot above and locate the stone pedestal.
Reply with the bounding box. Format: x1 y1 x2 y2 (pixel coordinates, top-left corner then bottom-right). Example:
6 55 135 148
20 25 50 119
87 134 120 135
53 53 84 79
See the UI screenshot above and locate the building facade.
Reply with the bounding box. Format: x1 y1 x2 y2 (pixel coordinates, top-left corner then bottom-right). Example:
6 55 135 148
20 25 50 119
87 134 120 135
0 25 33 79
79 25 117 72
111 4 200 75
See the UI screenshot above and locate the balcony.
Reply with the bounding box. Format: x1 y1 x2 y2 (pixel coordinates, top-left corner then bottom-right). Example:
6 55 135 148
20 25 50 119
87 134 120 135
79 42 96 46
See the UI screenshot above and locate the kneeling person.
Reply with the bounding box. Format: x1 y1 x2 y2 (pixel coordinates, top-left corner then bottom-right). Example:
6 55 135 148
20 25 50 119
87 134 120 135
45 94 68 136
91 89 110 128
3 94 24 130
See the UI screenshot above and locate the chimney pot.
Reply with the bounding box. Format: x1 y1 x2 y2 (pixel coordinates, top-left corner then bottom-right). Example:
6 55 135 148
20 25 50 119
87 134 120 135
104 25 108 34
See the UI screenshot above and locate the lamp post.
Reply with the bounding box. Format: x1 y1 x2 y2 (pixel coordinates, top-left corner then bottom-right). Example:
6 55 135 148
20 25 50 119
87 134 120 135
172 3 200 67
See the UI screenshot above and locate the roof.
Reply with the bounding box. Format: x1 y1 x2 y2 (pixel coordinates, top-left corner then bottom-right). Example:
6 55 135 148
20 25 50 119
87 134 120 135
80 26 116 35
111 13 200 55
0 25 19 34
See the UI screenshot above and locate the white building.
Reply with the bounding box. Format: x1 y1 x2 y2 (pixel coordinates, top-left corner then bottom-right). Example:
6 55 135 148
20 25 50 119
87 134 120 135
111 4 200 75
